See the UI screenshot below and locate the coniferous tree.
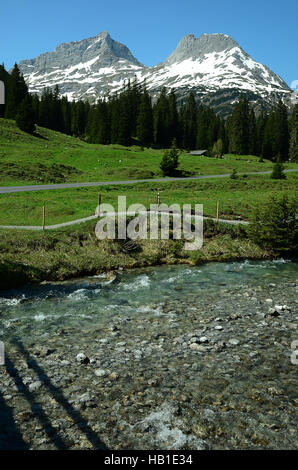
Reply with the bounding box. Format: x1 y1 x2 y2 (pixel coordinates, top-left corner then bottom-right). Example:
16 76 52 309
248 108 257 155
5 64 28 119
181 92 197 149
228 96 250 154
196 105 209 149
289 105 298 162
136 89 153 146
15 95 36 134
168 90 179 145
153 87 170 147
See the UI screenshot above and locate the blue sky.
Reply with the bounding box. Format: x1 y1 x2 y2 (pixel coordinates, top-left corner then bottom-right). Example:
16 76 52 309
1 0 297 86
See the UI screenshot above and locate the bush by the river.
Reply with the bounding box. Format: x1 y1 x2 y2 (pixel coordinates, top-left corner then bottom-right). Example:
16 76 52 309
248 194 297 255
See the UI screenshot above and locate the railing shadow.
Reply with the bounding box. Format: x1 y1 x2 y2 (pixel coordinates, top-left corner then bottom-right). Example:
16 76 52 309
3 354 68 449
0 387 29 450
10 338 108 450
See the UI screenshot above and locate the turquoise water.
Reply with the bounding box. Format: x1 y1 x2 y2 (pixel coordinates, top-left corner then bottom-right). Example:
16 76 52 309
0 259 296 345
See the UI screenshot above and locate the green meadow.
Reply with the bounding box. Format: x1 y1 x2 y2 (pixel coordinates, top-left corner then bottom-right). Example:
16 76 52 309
0 173 296 226
1 118 297 187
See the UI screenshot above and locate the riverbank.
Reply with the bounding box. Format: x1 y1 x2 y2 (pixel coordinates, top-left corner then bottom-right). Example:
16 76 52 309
0 219 274 290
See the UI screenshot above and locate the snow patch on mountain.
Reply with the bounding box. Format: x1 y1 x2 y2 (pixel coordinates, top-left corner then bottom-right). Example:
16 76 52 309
18 32 291 112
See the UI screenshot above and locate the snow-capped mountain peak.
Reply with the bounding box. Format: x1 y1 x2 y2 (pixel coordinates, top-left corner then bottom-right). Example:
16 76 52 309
18 31 291 115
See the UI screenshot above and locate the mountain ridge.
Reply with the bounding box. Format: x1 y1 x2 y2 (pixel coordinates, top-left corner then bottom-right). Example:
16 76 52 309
17 31 291 116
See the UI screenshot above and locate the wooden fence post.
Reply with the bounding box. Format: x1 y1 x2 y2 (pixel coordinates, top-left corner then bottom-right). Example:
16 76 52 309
42 206 46 230
98 193 101 217
157 189 160 205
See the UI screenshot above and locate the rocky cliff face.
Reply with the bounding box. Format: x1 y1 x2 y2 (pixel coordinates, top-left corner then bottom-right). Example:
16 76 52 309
18 31 291 115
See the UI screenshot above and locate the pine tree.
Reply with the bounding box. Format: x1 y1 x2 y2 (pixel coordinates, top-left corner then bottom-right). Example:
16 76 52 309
228 96 250 155
153 87 170 147
136 89 153 146
289 105 298 162
15 95 36 134
248 108 257 155
181 92 197 149
5 64 28 119
168 90 179 145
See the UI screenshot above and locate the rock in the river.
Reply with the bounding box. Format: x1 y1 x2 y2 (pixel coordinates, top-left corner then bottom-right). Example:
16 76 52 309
95 369 108 377
189 343 206 352
199 336 209 343
29 381 42 392
76 353 90 364
228 339 240 346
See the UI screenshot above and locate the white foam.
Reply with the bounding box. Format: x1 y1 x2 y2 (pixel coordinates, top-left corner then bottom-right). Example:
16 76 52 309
34 313 47 321
0 295 26 306
137 402 206 449
67 289 89 301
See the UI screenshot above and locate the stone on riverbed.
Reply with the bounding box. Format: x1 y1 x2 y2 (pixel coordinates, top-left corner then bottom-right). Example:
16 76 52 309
76 353 90 364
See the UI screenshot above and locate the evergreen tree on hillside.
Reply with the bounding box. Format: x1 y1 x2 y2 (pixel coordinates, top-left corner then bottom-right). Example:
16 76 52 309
87 100 110 144
248 108 257 155
5 64 28 119
71 100 88 137
196 105 209 149
228 96 250 154
256 111 267 157
136 89 153 146
262 101 289 161
180 92 197 149
15 95 36 134
168 90 180 145
153 87 170 147
289 105 298 162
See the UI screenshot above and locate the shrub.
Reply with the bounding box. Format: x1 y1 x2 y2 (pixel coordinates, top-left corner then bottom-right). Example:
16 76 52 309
230 168 238 179
160 145 179 176
248 194 297 255
271 160 286 180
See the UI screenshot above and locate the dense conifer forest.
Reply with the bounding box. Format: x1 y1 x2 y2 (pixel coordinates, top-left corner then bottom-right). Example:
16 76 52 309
0 63 297 162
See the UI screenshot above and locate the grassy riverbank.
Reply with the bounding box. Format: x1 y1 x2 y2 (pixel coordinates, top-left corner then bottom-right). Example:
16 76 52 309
0 219 274 290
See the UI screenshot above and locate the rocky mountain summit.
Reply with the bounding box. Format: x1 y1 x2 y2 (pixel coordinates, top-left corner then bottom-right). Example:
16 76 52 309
18 31 291 115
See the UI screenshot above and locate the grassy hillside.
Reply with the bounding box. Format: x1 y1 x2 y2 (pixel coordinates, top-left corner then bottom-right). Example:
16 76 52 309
1 118 297 186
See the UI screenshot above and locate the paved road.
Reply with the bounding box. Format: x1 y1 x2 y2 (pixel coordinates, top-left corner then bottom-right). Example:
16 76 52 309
0 169 297 194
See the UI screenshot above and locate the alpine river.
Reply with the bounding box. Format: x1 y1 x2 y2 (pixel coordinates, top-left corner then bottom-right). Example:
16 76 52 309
0 259 297 450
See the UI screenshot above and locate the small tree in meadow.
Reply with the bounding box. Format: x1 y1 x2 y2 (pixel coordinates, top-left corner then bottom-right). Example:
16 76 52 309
160 141 179 176
230 168 238 179
271 154 286 179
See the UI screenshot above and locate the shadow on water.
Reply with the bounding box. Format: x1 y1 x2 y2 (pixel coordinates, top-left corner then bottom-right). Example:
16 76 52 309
7 338 108 450
2 354 68 449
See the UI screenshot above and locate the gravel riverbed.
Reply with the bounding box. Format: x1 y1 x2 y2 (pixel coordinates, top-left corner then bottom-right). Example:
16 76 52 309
0 261 297 450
